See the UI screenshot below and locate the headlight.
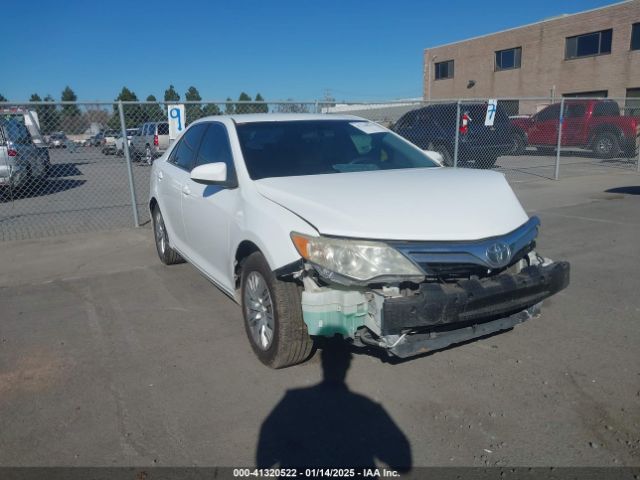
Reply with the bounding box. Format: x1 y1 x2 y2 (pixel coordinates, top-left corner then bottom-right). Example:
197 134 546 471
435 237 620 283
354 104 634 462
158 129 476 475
291 232 424 284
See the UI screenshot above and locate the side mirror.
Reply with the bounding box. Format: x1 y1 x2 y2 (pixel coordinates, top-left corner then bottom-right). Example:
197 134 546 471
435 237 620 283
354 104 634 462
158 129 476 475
191 162 236 187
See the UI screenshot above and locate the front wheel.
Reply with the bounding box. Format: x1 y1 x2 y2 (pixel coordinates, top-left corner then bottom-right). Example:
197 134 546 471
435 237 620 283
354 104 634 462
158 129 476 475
241 252 313 369
152 206 184 265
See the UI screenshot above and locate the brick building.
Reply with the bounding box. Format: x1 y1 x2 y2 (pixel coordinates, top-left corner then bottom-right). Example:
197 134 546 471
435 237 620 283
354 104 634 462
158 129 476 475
423 0 640 114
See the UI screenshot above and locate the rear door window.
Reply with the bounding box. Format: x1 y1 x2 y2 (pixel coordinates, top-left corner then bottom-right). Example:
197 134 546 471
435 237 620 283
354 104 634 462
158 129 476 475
0 118 32 144
565 103 586 118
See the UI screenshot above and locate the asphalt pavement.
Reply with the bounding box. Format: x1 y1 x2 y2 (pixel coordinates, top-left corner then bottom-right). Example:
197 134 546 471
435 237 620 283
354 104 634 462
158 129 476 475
0 170 639 468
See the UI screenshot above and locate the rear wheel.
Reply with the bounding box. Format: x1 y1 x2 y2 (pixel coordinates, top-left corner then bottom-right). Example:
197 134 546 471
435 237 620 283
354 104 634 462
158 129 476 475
592 132 619 159
241 252 313 369
152 206 184 265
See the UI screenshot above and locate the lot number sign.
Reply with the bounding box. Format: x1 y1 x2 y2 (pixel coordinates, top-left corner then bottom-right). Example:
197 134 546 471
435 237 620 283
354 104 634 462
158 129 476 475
168 104 186 140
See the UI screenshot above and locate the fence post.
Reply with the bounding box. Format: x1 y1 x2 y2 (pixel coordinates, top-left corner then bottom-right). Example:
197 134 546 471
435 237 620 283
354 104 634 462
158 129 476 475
118 101 140 227
453 100 461 168
315 100 319 114
554 97 564 181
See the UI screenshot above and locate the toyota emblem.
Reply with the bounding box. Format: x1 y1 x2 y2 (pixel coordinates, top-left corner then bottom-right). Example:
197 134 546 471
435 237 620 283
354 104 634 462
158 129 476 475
486 242 512 267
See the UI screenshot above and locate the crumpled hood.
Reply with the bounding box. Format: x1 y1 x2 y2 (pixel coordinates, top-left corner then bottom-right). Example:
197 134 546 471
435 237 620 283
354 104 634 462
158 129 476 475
254 168 529 241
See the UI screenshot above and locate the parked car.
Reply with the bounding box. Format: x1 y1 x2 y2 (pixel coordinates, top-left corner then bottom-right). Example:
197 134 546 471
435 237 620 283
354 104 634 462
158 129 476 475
510 99 640 158
130 122 170 164
1 117 48 192
392 102 513 168
101 129 119 155
115 128 139 156
48 132 69 148
149 114 570 368
85 132 106 147
0 108 50 170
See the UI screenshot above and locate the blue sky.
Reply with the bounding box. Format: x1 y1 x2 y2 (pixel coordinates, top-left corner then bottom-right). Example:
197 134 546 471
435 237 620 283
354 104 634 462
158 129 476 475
3 0 620 102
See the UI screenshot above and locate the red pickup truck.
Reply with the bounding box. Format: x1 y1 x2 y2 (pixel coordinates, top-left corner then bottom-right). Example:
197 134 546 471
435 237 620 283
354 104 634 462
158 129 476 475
511 99 640 159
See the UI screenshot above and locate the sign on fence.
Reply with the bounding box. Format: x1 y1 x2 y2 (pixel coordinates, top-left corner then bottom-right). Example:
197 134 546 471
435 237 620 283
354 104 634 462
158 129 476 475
484 99 498 126
167 104 185 140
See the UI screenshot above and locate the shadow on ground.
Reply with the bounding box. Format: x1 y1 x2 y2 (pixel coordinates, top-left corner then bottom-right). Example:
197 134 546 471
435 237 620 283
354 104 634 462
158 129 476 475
0 179 87 202
605 186 640 195
256 338 412 472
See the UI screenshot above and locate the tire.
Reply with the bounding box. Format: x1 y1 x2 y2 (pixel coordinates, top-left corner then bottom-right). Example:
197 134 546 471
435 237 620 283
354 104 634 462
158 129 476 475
510 132 526 155
428 143 453 166
592 132 620 159
152 206 184 265
241 251 313 369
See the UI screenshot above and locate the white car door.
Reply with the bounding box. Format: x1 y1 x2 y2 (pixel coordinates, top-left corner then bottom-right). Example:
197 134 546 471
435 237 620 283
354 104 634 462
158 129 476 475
181 122 240 292
157 123 208 250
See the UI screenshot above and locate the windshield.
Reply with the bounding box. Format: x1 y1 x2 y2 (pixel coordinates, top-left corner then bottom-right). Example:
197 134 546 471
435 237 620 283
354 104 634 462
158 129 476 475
236 120 438 180
1 118 32 144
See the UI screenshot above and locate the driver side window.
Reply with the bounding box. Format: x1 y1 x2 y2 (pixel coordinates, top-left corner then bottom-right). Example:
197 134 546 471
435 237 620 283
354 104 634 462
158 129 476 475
168 123 207 171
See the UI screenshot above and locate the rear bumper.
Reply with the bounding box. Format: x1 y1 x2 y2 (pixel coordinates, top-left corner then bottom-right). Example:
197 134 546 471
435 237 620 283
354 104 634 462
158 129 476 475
381 261 570 336
0 165 28 188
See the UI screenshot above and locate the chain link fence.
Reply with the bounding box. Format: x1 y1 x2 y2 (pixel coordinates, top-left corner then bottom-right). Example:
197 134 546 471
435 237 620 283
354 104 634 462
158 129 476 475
1 97 638 241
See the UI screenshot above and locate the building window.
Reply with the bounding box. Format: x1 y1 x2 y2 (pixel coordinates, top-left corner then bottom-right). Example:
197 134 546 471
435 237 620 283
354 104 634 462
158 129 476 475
632 23 640 50
625 88 640 116
435 60 454 80
563 90 608 98
565 29 612 59
497 100 519 116
495 47 522 71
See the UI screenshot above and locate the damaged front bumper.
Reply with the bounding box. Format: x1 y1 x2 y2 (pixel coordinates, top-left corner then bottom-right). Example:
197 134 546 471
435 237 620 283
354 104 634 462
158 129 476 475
300 260 570 358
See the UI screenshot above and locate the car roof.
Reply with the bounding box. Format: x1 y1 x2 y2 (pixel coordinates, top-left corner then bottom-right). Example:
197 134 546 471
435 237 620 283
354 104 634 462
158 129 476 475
215 113 369 124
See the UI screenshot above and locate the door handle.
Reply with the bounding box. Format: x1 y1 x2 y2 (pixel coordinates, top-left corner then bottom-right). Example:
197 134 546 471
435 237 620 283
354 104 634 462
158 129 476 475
182 185 191 196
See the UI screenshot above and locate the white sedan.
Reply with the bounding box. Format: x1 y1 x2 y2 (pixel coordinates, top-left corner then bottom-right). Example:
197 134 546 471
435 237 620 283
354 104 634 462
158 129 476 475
149 114 569 368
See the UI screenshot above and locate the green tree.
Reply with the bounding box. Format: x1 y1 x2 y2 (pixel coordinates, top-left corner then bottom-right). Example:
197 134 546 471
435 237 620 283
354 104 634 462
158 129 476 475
236 92 252 114
60 86 84 133
164 84 180 103
61 86 80 116
202 103 221 116
29 93 41 102
143 94 164 122
0 93 7 102
224 97 235 115
185 86 203 123
38 95 60 134
109 87 142 129
254 93 268 113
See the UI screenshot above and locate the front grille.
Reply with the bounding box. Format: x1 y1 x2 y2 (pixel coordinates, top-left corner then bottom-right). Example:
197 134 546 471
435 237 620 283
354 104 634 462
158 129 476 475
421 262 490 281
390 217 540 283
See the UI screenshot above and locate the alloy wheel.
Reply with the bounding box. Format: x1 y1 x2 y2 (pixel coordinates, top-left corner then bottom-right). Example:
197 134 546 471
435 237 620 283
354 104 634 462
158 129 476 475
243 271 275 351
154 210 166 255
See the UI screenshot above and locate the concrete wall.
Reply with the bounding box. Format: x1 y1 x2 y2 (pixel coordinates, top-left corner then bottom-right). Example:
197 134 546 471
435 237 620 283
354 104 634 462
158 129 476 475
423 0 640 105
